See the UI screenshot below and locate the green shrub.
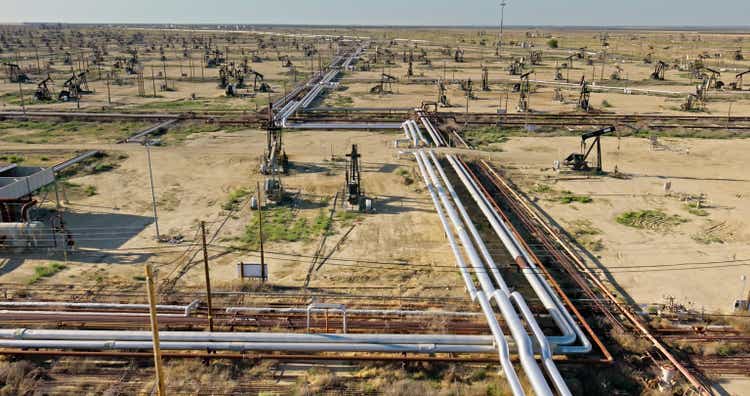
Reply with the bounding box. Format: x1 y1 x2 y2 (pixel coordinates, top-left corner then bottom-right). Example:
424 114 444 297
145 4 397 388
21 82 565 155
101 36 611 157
28 263 67 284
547 38 559 48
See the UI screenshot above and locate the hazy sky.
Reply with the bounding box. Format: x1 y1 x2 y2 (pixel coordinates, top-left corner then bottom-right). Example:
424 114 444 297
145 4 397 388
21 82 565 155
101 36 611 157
2 0 749 27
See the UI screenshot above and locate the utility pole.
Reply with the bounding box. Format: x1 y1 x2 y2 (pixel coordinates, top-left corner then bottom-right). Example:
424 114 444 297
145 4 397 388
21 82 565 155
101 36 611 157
499 1 508 60
200 221 214 332
151 66 157 97
145 142 160 241
106 72 112 105
145 264 166 396
256 182 266 283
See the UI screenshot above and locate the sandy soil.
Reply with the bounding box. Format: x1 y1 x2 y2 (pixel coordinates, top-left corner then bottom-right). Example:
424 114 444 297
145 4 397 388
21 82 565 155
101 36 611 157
492 135 750 313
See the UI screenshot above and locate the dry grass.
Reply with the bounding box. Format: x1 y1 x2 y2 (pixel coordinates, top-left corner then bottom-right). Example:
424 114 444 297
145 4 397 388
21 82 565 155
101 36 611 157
0 360 41 396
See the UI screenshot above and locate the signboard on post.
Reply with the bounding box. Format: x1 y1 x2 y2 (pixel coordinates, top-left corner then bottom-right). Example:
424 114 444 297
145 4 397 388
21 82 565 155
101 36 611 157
237 262 268 280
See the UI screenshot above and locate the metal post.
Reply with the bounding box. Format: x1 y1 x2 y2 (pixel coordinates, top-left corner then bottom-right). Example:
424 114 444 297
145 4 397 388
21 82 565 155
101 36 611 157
106 72 111 105
18 80 25 114
151 67 157 97
201 221 214 332
256 182 266 282
499 1 507 59
145 143 160 241
145 264 166 396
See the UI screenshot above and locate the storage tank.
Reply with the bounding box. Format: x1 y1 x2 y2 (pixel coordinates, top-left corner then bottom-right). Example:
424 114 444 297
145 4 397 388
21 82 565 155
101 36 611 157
0 222 46 252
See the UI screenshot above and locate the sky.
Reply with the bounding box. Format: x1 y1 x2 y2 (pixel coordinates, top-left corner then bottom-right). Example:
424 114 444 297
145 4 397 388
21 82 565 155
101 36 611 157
2 0 749 27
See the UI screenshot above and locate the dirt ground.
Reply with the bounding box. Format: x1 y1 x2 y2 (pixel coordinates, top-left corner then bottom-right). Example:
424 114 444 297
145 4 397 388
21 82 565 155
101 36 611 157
0 128 465 300
491 135 750 313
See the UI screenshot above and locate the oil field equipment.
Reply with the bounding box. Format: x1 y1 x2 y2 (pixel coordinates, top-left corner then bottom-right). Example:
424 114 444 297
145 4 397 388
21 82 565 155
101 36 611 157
454 48 465 63
516 71 531 112
34 75 53 101
730 69 750 90
650 61 667 80
437 80 449 107
58 71 91 102
3 63 30 83
529 50 542 65
344 144 371 212
370 73 396 94
508 58 523 75
564 126 616 173
577 75 591 112
261 107 289 176
481 66 490 91
610 65 623 80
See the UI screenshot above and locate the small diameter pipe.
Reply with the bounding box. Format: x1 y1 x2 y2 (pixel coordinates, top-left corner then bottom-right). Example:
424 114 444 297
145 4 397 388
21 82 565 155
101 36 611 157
226 307 481 318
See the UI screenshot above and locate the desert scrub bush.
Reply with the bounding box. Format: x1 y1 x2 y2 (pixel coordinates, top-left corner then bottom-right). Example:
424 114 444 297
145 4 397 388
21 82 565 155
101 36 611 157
547 38 559 48
616 209 687 231
28 262 67 284
0 360 41 396
601 99 613 108
684 202 708 216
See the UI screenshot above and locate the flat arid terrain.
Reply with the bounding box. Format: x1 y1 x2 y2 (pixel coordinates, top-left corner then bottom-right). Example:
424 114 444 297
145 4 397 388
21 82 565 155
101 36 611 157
1 21 750 396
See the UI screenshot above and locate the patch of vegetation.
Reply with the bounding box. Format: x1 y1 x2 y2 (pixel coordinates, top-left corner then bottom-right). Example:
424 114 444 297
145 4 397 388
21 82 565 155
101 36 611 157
28 263 67 284
162 122 244 144
56 152 123 179
601 99 613 108
616 209 687 231
684 203 708 217
0 120 149 144
547 38 559 48
396 167 414 185
334 210 363 227
83 185 98 196
558 190 592 204
241 207 333 248
222 188 249 211
462 126 510 151
0 154 25 164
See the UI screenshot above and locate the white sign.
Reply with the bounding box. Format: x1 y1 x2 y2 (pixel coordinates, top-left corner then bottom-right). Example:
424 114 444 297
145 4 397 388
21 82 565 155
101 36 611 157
237 263 267 279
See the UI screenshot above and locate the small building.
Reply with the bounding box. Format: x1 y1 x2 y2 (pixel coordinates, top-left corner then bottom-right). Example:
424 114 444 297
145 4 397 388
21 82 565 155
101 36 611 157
0 163 55 222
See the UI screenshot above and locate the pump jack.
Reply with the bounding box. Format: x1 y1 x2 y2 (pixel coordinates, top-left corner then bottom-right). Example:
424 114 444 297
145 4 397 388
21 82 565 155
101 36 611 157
730 69 750 90
3 63 30 83
650 61 667 80
34 75 54 101
454 48 465 63
564 126 616 173
59 71 91 102
516 71 531 112
250 70 271 92
345 144 362 207
370 73 396 94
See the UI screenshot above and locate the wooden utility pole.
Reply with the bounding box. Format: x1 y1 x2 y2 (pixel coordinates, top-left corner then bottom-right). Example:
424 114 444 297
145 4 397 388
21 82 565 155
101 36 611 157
145 264 166 396
200 221 214 332
106 72 112 105
151 66 157 97
18 80 26 114
256 182 266 282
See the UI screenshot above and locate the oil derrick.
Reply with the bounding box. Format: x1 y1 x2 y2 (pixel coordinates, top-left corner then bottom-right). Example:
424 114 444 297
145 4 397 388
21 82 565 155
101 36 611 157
260 106 288 203
508 58 523 75
516 71 531 112
481 66 490 91
650 61 667 80
610 65 623 80
3 63 30 83
702 67 724 89
437 80 449 107
577 75 592 112
554 65 564 81
345 144 362 207
370 72 396 94
125 48 139 75
34 74 53 101
454 48 465 63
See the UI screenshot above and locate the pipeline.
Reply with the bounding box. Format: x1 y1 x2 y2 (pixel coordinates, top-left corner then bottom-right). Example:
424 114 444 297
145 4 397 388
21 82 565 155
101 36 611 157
417 111 447 147
414 152 525 393
415 151 537 396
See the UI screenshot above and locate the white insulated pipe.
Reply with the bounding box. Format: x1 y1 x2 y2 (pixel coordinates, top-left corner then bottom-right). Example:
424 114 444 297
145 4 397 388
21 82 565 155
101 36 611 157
418 113 446 146
420 151 553 396
414 152 523 396
402 121 418 147
409 120 430 146
446 155 578 345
